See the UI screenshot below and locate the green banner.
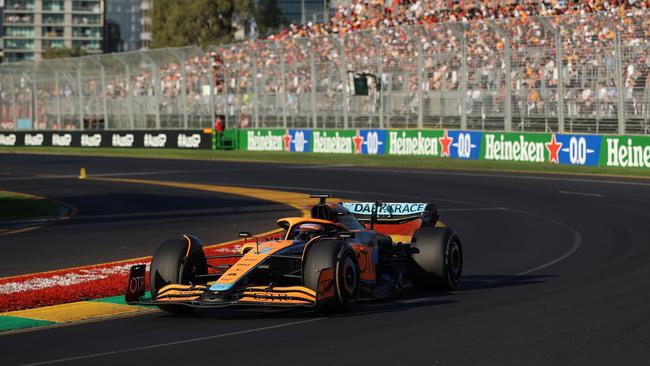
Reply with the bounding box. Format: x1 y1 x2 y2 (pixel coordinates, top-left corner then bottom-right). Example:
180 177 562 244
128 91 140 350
600 135 650 168
386 130 444 156
480 132 555 163
312 130 357 154
240 129 285 151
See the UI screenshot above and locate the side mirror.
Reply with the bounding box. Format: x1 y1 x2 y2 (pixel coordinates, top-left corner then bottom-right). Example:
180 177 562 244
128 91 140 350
239 231 252 238
338 232 355 239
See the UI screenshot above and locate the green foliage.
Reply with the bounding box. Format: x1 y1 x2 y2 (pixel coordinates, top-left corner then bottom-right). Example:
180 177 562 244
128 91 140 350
151 0 281 48
42 46 87 59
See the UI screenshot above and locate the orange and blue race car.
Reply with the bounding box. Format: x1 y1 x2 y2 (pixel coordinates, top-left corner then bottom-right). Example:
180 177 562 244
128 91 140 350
125 194 463 313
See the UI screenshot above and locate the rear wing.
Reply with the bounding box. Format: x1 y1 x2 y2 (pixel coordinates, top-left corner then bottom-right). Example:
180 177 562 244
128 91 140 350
341 202 438 226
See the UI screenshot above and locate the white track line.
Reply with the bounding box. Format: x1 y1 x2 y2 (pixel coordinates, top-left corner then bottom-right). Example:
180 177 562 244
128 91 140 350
22 318 324 366
558 190 604 198
306 166 650 187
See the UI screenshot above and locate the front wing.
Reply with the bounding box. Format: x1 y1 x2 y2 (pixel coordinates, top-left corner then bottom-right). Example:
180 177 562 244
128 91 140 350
125 265 327 309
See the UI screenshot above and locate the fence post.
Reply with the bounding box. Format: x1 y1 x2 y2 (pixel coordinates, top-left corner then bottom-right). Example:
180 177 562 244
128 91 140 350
330 36 349 129
52 68 62 130
141 53 160 129
556 32 565 133
173 52 189 129
405 28 424 129
10 76 17 129
251 53 260 128
615 31 626 135
88 57 109 130
278 44 288 129
76 64 84 130
309 46 318 128
489 21 512 132
452 25 468 130
369 34 383 128
541 17 564 133
123 63 135 130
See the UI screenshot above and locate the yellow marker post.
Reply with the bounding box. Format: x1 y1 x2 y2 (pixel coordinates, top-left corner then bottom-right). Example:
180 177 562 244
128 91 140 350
78 168 87 180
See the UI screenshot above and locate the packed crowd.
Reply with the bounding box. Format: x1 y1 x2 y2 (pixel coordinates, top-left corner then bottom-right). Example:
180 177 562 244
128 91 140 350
2 0 650 129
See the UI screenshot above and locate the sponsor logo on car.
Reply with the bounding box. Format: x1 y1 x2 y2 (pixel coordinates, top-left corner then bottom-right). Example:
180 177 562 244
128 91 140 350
0 133 17 146
25 133 44 146
52 133 72 147
81 134 102 147
342 202 427 216
144 133 167 148
177 133 201 148
111 133 134 148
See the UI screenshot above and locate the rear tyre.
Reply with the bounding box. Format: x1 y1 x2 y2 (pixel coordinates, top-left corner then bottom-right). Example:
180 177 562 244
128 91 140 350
408 227 462 291
149 235 207 314
303 240 360 313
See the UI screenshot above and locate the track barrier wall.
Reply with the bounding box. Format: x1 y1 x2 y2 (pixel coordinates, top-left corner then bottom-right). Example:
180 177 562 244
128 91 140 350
0 130 213 149
2 127 649 169
236 128 650 169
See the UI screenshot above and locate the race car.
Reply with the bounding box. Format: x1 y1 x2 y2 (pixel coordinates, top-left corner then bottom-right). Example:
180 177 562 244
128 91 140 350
125 194 463 313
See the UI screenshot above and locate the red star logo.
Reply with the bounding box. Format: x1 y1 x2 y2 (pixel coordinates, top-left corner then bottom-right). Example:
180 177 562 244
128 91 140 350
353 131 364 154
283 130 292 152
439 130 453 157
545 134 562 164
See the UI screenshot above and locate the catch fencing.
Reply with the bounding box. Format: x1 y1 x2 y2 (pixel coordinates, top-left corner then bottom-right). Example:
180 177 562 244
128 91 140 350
1 10 649 135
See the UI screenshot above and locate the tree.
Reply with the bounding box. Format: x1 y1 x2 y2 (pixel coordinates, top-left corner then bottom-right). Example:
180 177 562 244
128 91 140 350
43 46 87 59
253 0 282 37
151 0 283 48
151 0 256 48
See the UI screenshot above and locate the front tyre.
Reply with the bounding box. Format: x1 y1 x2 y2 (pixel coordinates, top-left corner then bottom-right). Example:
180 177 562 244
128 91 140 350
149 235 207 314
303 240 360 313
408 227 462 291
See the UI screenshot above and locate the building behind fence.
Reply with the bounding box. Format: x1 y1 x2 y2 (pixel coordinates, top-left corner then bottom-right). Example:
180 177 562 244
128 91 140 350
1 10 649 135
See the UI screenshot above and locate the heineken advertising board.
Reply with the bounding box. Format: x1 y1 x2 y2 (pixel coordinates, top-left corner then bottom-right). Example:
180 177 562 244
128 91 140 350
241 129 388 155
601 135 650 168
234 128 650 169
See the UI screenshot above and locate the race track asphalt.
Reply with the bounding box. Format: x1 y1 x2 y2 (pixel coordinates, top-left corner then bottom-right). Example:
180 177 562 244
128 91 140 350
1 153 649 365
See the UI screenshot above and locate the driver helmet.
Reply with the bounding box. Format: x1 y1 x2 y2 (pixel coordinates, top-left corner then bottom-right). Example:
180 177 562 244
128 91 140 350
299 223 324 239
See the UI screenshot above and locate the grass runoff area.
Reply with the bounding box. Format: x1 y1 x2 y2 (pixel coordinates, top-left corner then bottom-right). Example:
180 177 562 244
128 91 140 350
1 146 650 179
0 190 64 222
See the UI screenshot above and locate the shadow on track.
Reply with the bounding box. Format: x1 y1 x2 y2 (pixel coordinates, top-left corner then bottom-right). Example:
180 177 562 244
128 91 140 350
148 275 551 322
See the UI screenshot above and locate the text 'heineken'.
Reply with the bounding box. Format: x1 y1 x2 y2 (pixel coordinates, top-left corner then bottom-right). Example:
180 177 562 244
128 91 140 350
388 131 439 156
247 131 283 151
313 131 352 154
606 138 650 168
484 134 545 162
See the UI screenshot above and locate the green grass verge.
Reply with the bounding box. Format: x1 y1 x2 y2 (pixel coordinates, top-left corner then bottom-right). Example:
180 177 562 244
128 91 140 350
0 191 65 222
0 316 55 332
1 146 650 179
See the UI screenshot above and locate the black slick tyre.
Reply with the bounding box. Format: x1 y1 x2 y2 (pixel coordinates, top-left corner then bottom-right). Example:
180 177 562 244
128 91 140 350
408 227 462 291
303 240 360 313
149 235 207 314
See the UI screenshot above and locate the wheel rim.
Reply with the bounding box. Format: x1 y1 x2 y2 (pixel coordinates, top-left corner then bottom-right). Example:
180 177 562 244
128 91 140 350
341 255 358 296
449 241 462 281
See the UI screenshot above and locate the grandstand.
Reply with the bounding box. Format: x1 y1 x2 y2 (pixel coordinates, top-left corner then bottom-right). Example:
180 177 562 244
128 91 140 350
0 0 649 134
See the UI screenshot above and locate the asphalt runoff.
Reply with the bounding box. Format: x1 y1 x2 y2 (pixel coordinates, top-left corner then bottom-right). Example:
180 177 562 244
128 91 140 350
1 153 649 365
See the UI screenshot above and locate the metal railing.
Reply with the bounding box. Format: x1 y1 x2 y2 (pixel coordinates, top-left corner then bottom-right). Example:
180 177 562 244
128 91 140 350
1 10 649 134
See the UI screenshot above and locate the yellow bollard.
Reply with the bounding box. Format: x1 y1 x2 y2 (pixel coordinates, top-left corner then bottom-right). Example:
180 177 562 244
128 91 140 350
79 168 87 180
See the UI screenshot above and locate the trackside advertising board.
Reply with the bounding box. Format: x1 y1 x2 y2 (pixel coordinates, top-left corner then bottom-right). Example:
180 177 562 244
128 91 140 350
0 130 212 149
7 128 649 169
237 128 650 169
